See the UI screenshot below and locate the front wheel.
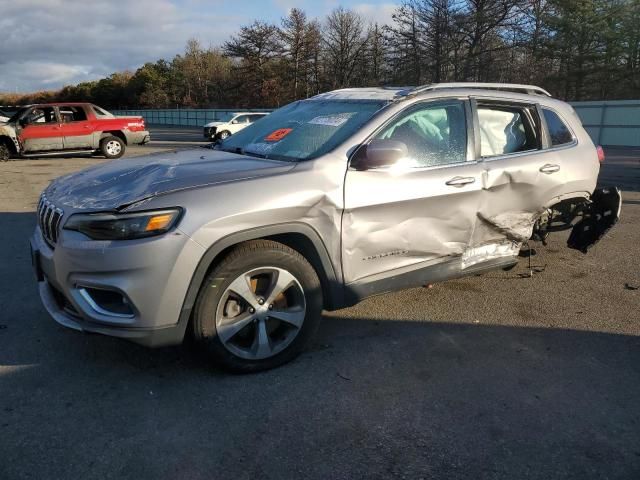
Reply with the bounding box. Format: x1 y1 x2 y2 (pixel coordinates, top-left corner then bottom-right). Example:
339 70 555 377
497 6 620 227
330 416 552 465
100 136 125 159
191 240 322 373
217 130 230 141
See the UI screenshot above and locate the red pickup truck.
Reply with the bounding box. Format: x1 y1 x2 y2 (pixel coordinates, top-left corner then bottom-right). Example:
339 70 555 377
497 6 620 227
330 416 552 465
0 103 150 161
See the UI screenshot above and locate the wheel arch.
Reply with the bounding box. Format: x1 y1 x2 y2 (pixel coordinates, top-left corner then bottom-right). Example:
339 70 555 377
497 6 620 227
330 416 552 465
100 130 127 145
178 223 345 333
0 135 18 154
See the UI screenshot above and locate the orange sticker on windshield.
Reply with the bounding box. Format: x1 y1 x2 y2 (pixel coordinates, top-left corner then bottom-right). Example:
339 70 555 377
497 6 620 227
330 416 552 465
265 128 292 142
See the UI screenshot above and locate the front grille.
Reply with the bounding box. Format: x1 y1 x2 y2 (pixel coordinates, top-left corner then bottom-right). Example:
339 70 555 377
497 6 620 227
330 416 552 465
37 195 64 247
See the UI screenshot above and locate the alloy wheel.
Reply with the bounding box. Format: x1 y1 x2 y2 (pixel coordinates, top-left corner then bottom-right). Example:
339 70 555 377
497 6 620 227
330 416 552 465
215 267 306 360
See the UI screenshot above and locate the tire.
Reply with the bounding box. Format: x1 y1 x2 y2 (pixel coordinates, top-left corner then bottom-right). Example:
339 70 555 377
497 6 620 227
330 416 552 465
100 136 125 159
217 130 230 141
192 240 323 373
0 142 11 162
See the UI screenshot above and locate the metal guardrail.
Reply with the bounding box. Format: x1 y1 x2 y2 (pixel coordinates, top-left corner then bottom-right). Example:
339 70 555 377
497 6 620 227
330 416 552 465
112 108 272 127
571 100 640 147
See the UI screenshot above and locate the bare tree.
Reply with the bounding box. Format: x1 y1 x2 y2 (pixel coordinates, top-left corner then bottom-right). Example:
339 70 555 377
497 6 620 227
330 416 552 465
322 7 368 88
223 21 283 106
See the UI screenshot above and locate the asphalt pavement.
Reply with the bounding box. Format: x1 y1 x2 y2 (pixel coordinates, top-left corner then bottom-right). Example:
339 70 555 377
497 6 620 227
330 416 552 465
0 127 638 479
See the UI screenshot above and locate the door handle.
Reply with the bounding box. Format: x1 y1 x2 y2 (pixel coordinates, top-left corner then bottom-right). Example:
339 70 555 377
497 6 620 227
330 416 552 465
446 176 476 187
540 164 560 174
83 125 91 129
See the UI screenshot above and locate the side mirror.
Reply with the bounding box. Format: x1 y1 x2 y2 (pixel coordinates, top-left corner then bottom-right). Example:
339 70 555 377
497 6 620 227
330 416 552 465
231 120 238 124
352 139 408 171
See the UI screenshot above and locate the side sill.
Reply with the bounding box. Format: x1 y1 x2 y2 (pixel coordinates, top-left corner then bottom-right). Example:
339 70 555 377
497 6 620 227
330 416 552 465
344 255 517 305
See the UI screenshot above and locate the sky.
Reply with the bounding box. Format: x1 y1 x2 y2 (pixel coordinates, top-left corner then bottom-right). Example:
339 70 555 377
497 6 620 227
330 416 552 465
0 0 396 93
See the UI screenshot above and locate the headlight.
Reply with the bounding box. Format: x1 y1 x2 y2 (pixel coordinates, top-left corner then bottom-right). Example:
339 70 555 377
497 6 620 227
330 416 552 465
64 208 182 240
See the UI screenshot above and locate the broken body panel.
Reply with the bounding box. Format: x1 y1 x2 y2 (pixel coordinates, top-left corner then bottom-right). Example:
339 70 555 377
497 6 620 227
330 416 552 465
341 91 609 290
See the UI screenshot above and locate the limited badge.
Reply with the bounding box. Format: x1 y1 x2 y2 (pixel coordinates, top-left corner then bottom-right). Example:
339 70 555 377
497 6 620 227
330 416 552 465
264 128 293 142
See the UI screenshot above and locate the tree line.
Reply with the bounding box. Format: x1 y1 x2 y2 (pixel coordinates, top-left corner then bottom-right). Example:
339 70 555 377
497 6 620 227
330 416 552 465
2 0 639 109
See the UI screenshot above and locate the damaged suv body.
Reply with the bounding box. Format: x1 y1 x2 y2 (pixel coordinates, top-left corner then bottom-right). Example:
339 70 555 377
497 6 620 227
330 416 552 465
31 83 620 372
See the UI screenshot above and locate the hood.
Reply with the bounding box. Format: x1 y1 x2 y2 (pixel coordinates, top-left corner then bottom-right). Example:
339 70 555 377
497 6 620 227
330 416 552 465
204 121 225 127
45 147 295 210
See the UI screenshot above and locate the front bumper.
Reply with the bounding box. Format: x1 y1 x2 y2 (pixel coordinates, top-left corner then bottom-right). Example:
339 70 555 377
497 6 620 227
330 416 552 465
203 126 217 139
125 129 151 145
31 224 205 347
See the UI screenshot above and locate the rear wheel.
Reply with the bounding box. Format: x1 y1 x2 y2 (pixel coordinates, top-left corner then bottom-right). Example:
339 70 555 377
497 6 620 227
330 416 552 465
100 136 125 159
192 240 322 373
0 142 11 162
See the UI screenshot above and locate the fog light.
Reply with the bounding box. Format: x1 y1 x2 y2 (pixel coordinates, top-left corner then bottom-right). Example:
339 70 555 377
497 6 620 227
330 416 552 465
78 287 134 318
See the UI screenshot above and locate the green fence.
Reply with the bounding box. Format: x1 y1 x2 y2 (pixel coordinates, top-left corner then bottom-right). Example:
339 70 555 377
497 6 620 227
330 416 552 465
112 108 272 127
571 100 640 147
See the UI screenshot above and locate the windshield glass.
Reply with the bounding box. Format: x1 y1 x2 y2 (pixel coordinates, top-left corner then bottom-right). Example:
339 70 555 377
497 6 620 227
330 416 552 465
8 107 29 124
216 99 387 161
215 112 236 123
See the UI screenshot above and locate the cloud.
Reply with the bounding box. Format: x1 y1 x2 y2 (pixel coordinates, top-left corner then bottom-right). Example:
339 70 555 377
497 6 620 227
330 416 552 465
0 0 398 93
352 3 396 26
0 0 243 92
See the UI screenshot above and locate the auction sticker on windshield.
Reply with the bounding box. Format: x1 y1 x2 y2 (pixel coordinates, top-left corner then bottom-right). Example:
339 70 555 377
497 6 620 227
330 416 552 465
308 112 355 127
265 128 293 142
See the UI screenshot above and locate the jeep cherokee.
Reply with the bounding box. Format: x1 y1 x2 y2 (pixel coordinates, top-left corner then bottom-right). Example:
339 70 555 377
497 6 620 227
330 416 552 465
30 83 621 372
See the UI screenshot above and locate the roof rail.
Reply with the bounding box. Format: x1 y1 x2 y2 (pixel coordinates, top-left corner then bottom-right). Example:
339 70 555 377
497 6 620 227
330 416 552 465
404 83 552 97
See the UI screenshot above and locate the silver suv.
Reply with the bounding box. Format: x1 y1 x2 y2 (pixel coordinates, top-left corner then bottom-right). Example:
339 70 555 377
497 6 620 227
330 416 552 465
31 83 620 372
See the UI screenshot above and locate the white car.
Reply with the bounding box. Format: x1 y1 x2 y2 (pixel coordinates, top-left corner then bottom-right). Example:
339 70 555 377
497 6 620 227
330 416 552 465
203 112 269 141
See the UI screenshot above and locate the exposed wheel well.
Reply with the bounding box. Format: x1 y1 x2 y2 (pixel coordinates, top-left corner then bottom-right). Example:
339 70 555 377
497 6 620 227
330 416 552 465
101 131 127 145
0 136 18 154
536 195 591 235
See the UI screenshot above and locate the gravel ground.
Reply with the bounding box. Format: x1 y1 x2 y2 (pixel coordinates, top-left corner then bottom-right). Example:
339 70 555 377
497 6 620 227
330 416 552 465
0 128 638 479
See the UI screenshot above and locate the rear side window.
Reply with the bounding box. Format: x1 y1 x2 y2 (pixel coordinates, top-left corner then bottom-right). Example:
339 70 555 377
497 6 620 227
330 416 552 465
543 108 574 146
58 106 87 123
92 105 113 118
478 105 539 157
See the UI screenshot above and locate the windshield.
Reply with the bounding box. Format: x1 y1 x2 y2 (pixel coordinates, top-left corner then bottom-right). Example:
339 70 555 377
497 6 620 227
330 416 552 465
8 107 29 124
216 99 387 161
214 112 236 123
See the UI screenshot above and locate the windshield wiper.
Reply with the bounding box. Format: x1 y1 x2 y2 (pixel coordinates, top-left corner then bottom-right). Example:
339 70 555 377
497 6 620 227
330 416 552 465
216 145 267 159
